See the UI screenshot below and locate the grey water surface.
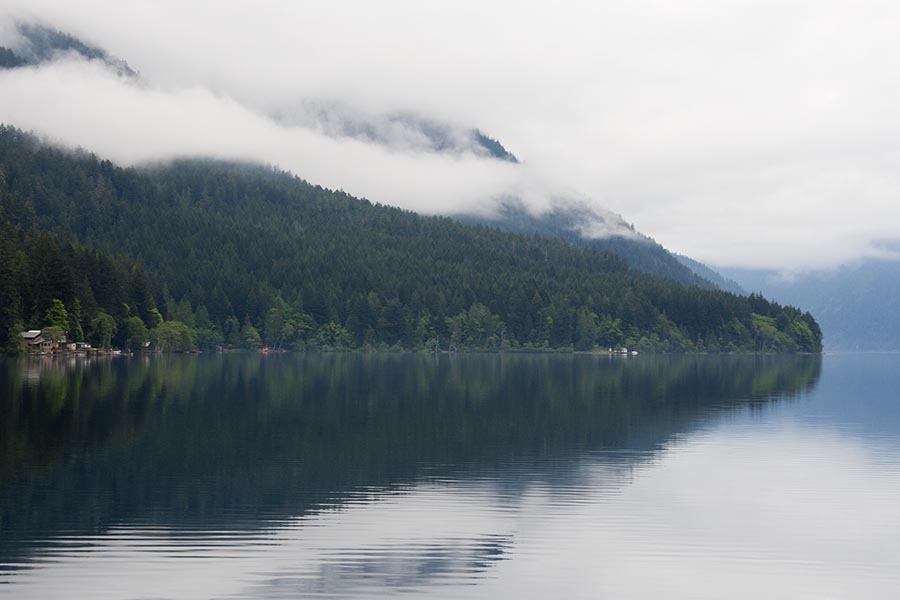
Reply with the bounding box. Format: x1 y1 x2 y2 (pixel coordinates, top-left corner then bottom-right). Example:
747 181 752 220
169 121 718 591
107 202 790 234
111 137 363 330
1 352 898 599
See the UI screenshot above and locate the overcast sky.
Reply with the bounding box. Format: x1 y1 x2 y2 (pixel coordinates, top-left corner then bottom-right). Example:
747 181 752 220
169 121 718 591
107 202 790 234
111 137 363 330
1 0 899 271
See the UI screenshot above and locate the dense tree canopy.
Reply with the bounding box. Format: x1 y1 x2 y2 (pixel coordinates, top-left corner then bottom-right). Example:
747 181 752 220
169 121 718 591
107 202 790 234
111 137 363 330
0 126 822 353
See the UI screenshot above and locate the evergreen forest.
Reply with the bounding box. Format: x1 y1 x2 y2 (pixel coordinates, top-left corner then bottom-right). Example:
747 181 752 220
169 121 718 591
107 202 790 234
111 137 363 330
0 126 823 353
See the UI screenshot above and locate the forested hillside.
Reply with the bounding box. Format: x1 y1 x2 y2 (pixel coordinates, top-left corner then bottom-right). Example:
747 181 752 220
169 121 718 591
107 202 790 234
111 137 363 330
0 127 822 353
675 254 746 295
458 201 714 288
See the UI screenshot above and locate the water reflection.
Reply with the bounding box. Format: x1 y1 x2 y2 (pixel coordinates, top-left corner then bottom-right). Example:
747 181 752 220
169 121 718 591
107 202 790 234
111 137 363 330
0 353 838 598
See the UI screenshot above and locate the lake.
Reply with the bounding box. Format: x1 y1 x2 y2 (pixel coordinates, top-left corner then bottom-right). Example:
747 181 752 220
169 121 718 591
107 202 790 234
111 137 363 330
1 352 899 599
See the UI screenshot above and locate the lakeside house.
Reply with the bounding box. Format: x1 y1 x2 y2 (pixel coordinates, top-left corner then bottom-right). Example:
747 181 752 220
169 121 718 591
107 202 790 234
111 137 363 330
20 329 64 352
18 329 92 353
19 329 94 353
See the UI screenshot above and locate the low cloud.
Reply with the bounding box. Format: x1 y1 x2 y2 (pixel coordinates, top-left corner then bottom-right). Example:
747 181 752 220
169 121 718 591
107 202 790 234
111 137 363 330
0 58 531 216
3 0 900 271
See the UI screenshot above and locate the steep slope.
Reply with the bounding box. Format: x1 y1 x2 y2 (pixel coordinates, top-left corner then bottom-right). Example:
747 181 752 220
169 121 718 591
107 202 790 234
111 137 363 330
0 126 821 353
675 254 746 295
458 200 720 289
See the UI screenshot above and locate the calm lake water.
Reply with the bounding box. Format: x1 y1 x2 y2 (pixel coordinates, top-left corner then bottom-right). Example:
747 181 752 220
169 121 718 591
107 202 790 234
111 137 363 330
1 352 899 599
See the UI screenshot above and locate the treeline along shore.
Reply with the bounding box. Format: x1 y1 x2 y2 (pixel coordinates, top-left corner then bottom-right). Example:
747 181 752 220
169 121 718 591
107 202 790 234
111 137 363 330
0 126 822 354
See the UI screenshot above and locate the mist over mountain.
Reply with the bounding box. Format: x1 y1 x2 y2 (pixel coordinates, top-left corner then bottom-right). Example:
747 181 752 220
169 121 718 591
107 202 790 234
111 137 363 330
3 2 900 272
0 21 755 300
0 19 730 290
0 18 862 358
0 23 513 168
0 22 135 76
0 21 513 169
273 102 517 162
458 200 737 290
0 17 542 219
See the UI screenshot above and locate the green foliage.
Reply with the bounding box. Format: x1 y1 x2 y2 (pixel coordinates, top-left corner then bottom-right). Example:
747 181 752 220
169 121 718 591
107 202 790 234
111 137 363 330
194 327 224 351
123 316 148 351
314 321 352 349
42 326 65 344
90 311 117 349
44 299 70 333
69 298 84 343
241 318 261 349
151 320 194 353
0 236 24 353
148 308 164 329
0 126 823 354
596 316 624 348
574 307 598 351
223 316 241 349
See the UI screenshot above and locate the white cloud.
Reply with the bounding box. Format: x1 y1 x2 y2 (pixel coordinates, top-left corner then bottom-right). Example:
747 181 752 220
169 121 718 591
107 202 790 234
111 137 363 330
2 0 900 270
0 59 527 216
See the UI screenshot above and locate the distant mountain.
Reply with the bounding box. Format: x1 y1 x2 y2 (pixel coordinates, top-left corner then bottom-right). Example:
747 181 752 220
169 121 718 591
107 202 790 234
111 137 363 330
0 126 821 354
272 101 518 161
0 22 136 77
457 200 726 290
724 260 900 351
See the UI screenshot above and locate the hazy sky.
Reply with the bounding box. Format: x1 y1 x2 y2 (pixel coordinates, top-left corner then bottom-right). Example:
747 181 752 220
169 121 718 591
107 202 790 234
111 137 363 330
2 0 899 271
